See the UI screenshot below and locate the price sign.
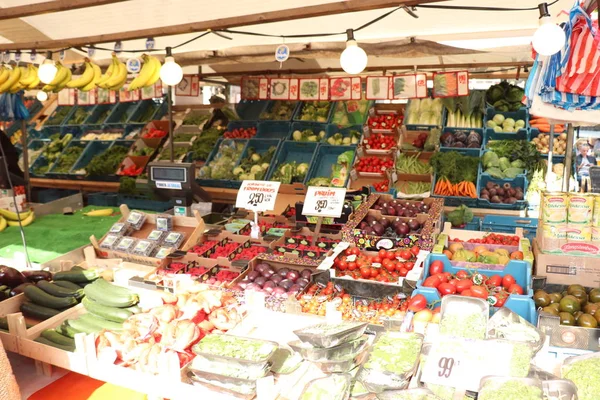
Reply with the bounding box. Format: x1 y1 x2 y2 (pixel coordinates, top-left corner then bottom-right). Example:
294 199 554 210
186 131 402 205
236 180 281 212
302 187 347 218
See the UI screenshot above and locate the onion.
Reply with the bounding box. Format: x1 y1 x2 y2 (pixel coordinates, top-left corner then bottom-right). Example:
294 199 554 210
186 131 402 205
270 275 283 285
279 279 293 290
286 270 300 282
229 284 243 291
255 263 271 274
288 284 301 294
262 268 275 279
247 271 260 282
246 283 261 291
263 280 276 289
300 269 312 280
277 268 290 277
238 280 249 290
263 285 275 294
254 276 267 287
296 278 309 288
272 287 287 296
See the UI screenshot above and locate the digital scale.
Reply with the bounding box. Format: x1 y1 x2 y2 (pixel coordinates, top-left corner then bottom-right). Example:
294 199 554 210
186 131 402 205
147 162 211 216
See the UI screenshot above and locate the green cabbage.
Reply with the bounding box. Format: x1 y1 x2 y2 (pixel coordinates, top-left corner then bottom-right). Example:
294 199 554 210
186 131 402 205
503 168 525 179
483 151 500 168
511 159 525 168
499 157 511 171
485 167 505 179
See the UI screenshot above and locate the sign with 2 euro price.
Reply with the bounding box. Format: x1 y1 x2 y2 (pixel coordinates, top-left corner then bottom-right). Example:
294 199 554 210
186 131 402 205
302 187 347 218
236 180 281 212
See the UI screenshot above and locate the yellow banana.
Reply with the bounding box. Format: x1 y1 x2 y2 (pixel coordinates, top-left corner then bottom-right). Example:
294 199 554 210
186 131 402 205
0 66 21 93
128 54 155 90
0 216 6 232
48 62 68 87
27 66 40 89
42 83 56 92
84 209 113 217
98 56 118 89
0 208 32 221
20 65 36 86
0 67 9 86
9 83 24 93
67 59 95 89
53 67 72 92
145 56 161 87
81 62 101 92
7 211 34 227
106 62 127 90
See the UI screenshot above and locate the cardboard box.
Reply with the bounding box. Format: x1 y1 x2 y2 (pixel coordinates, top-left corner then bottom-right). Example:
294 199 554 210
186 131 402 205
534 239 600 286
0 194 26 212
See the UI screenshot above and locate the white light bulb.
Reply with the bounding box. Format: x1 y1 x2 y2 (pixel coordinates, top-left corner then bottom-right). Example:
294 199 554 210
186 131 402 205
36 91 48 101
340 40 368 75
160 56 183 86
38 59 57 84
532 16 566 56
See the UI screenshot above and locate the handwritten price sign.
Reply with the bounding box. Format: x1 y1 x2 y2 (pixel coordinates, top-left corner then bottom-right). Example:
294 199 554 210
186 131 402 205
236 181 281 212
302 187 347 218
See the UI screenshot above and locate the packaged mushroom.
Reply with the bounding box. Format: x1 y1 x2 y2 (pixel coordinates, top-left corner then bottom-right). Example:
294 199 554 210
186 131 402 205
126 210 147 230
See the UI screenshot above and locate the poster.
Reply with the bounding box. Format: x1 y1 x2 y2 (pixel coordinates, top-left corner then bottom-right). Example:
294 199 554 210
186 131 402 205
433 71 470 98
77 89 96 105
366 77 389 100
270 78 290 100
298 79 319 100
390 74 417 99
57 89 76 105
329 77 352 100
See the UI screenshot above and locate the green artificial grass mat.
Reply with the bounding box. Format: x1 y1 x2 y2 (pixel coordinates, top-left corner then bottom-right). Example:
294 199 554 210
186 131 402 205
0 206 122 264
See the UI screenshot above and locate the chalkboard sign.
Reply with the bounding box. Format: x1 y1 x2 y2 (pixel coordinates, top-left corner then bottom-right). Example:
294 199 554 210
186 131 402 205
589 166 600 193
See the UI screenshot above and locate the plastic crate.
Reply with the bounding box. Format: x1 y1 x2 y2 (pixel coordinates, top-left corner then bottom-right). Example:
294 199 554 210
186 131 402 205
226 120 258 136
228 138 282 187
87 192 119 207
69 140 114 180
128 99 166 124
258 100 300 121
266 141 319 184
528 128 567 160
306 144 357 187
197 138 249 188
431 173 480 207
478 151 528 182
445 215 482 231
290 121 329 142
117 194 171 212
105 102 139 124
63 105 95 127
439 127 484 153
84 104 114 125
44 105 75 126
477 175 528 210
235 99 268 120
483 128 529 149
30 156 53 177
46 140 90 179
484 107 528 137
482 215 538 242
36 189 79 204
256 121 292 140
293 101 336 123
324 124 363 145
330 100 373 126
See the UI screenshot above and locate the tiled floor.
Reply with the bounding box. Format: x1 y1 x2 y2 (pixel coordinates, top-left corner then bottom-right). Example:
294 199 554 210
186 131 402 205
8 352 66 400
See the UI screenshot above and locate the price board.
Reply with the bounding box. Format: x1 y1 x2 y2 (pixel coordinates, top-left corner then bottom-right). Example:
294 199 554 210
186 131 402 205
302 187 347 218
235 180 281 212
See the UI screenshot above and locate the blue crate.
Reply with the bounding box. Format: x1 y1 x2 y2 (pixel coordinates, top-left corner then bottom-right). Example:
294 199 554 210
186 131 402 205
87 192 118 207
46 140 90 179
439 127 484 153
478 175 528 210
105 102 140 124
266 141 319 184
484 107 529 136
128 99 166 124
290 121 329 142
226 120 258 135
324 124 363 145
63 105 95 127
228 138 282 187
111 139 135 151
84 104 114 125
482 215 538 242
483 127 529 149
69 140 114 180
431 173 480 207
256 121 292 140
259 100 300 121
445 215 481 231
479 152 528 181
293 101 336 123
44 106 76 126
117 194 171 212
529 128 567 160
197 138 250 188
30 156 53 177
418 253 533 296
404 99 446 131
411 288 537 325
235 100 268 121
306 144 357 187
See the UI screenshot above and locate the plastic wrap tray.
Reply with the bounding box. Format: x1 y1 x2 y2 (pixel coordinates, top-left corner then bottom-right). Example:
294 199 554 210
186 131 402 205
288 335 368 362
293 321 367 349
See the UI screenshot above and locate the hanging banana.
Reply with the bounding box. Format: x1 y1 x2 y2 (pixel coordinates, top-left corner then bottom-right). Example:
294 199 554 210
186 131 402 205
144 55 161 87
80 62 101 92
27 65 40 89
97 56 117 89
105 57 127 91
19 64 37 87
52 67 72 93
66 59 95 89
128 54 157 90
0 66 21 93
0 66 9 86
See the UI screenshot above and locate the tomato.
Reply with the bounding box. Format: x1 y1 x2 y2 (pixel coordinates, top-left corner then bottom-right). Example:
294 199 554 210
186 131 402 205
449 279 459 287
423 275 441 288
438 282 457 296
359 267 371 279
461 289 473 297
413 309 433 323
502 274 516 289
373 256 382 264
400 250 412 260
370 267 380 277
435 273 450 283
378 249 387 259
404 261 415 271
407 294 427 312
429 260 444 275
398 267 408 277
485 275 502 288
347 262 357 271
338 260 348 271
456 270 469 279
395 262 405 272
385 251 396 260
494 292 508 307
470 286 489 299
455 279 473 293
410 245 420 256
508 283 523 295
384 262 395 273
347 247 360 256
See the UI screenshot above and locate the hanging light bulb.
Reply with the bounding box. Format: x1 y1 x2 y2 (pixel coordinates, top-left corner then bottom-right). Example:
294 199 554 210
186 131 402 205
36 91 48 102
532 3 566 56
38 51 57 84
160 47 183 86
340 29 368 75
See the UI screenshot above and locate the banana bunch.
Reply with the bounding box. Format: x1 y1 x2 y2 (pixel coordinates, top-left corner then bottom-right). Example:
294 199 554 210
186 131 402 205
128 54 161 90
67 58 102 92
42 62 72 93
0 64 41 93
0 208 35 232
98 54 128 91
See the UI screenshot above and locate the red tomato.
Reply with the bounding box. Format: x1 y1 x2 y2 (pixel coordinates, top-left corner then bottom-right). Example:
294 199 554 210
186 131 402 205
395 262 406 272
385 251 396 260
347 247 360 256
378 249 387 259
429 260 444 275
423 275 441 288
470 286 489 299
373 256 382 264
456 270 469 279
338 260 348 271
502 275 516 289
359 267 371 279
438 282 457 296
347 262 357 271
400 250 412 260
455 279 473 293
370 268 380 277
408 294 427 312
405 261 415 271
384 262 395 273
398 267 408 277
486 275 502 288
410 245 420 256
508 284 523 295
461 289 473 297
494 293 508 307
435 273 450 283
449 279 459 287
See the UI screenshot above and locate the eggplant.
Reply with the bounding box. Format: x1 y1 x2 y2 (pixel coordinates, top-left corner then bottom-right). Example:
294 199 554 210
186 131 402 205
22 270 52 283
10 282 33 297
0 266 25 288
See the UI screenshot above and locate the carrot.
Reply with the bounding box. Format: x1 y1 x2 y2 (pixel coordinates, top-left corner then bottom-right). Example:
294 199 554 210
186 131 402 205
468 182 477 198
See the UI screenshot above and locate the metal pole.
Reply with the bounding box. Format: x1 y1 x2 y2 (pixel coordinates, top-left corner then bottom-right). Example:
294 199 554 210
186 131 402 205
563 123 575 192
167 85 174 163
20 119 30 203
546 124 554 188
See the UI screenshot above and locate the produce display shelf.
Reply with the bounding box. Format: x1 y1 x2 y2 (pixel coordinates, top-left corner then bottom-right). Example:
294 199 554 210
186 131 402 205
258 100 300 121
128 99 167 124
197 138 250 189
477 175 529 210
69 140 114 180
44 105 76 127
325 124 363 145
256 121 292 140
483 127 529 147
63 105 96 128
305 144 357 188
104 101 140 125
84 103 115 125
235 99 268 120
265 140 319 187
290 121 329 142
45 139 91 180
292 101 336 123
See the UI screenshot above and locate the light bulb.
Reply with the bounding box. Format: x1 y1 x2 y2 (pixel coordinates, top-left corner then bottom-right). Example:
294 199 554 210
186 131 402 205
160 56 183 86
36 91 48 101
38 59 57 84
340 40 368 75
532 16 565 56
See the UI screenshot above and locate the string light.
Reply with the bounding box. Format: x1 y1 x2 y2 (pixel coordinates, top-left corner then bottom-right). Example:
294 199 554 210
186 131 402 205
37 51 57 84
532 3 566 56
340 29 368 75
36 91 48 101
160 47 183 86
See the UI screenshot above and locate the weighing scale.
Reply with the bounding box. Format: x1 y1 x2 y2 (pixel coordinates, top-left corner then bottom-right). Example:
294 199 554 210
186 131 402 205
147 162 211 216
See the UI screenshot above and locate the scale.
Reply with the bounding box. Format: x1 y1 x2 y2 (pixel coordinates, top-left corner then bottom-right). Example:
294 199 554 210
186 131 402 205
147 162 211 216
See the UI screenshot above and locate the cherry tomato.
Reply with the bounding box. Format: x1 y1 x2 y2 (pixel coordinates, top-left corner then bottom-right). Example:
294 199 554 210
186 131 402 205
485 275 502 288
455 279 473 293
423 275 441 288
404 261 415 271
502 274 516 289
359 267 371 279
470 286 489 299
429 260 444 275
494 292 508 307
410 245 420 256
438 282 457 296
508 283 523 295
400 250 412 260
408 294 427 312
456 270 469 279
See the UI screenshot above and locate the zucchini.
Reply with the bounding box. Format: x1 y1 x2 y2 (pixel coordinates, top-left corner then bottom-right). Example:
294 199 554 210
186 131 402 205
0 317 32 331
92 278 137 298
34 336 75 352
66 318 102 334
58 322 83 338
53 280 84 291
82 297 132 323
79 313 124 331
70 266 85 271
78 282 92 289
84 280 138 308
37 281 84 299
53 269 99 283
20 302 61 320
24 286 78 309
125 305 142 314
41 329 76 347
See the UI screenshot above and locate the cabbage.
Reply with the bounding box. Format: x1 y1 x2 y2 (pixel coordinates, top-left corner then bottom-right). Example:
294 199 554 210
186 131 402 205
483 151 500 168
503 168 524 179
499 157 511 171
486 167 505 179
511 159 525 168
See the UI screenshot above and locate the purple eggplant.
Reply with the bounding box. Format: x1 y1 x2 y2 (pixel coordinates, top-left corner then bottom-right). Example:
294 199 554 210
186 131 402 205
10 282 33 297
0 266 25 288
22 270 52 283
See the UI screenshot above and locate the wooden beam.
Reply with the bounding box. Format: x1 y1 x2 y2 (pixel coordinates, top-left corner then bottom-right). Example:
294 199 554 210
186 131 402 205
0 0 445 51
0 0 128 21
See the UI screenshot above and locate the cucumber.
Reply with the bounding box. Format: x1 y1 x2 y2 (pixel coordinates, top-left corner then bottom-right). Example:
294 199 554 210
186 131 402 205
41 329 76 347
66 318 102 334
92 278 137 298
53 280 84 291
125 305 142 314
53 269 99 283
58 322 83 338
24 286 78 309
84 280 138 308
79 313 124 331
20 302 61 320
37 281 84 299
78 282 92 289
70 266 85 271
82 297 132 323
34 336 75 352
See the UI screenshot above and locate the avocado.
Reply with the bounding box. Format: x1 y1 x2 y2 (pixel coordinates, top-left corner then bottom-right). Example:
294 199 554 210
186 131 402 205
549 293 563 304
559 295 581 314
542 306 559 316
589 288 600 303
567 284 586 295
534 290 551 308
559 312 576 326
571 290 588 306
577 313 598 328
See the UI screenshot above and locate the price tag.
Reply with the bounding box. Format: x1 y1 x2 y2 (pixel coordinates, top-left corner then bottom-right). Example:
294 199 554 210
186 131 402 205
235 180 281 212
302 187 347 218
